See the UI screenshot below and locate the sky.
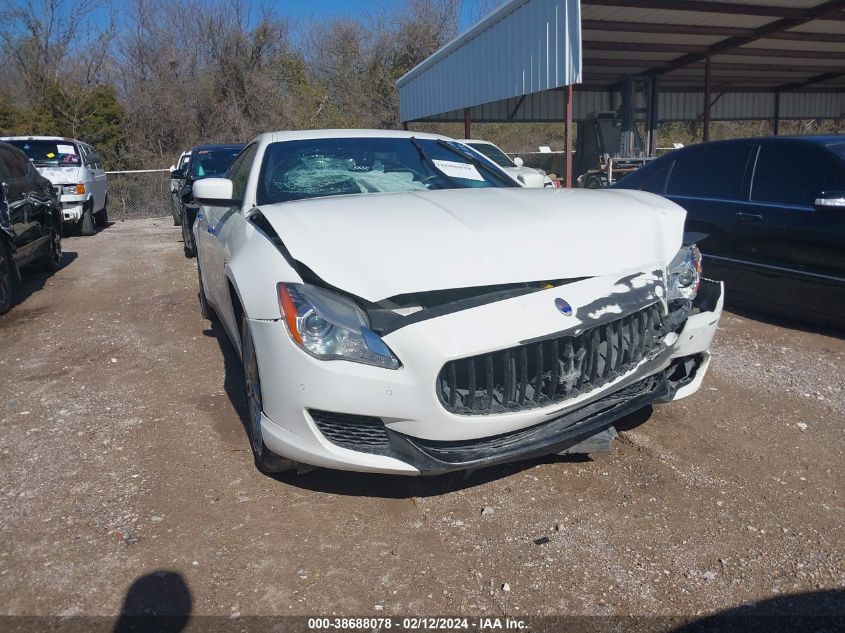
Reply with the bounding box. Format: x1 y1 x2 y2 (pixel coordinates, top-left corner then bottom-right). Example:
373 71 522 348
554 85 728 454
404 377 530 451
278 0 499 33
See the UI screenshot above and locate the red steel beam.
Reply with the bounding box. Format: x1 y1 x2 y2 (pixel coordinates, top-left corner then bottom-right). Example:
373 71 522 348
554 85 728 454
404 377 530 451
583 0 811 18
639 0 845 76
580 19 845 43
584 41 845 60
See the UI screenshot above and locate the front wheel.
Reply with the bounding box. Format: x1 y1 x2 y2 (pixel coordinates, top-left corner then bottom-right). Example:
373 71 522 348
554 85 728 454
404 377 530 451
197 262 213 320
80 202 95 236
171 197 181 226
94 198 108 227
181 210 195 258
241 316 297 474
40 230 62 271
0 239 14 314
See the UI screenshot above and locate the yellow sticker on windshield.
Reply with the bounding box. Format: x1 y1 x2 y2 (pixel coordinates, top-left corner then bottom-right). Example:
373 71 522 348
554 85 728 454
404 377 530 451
47 152 55 158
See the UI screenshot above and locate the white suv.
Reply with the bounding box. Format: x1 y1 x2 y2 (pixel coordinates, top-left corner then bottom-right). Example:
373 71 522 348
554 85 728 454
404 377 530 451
0 136 108 235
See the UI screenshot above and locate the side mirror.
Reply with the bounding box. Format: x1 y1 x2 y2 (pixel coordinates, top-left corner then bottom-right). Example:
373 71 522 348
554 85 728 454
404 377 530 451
814 190 845 212
516 172 546 188
170 168 184 179
513 156 524 167
193 178 237 206
180 185 193 204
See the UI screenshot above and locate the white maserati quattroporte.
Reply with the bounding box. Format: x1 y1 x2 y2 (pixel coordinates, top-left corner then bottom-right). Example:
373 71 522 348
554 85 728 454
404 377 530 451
191 129 723 475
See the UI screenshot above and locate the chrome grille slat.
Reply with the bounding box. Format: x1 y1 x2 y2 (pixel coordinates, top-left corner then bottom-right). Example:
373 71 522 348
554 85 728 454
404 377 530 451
438 304 664 415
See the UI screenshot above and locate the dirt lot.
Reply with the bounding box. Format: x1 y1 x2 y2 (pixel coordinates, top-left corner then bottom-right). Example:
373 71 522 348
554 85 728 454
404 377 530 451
0 218 843 627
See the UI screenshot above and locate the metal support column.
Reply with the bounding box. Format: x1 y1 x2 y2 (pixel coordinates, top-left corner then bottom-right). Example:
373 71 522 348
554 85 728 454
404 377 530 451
703 52 711 142
564 84 573 188
463 107 471 139
647 76 660 156
773 91 781 135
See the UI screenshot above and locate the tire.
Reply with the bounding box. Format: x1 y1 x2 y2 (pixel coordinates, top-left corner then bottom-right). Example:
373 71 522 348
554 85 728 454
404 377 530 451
181 210 195 258
241 315 297 474
80 202 95 236
197 262 213 320
0 239 14 315
171 198 180 226
585 175 603 189
94 198 108 227
39 230 62 271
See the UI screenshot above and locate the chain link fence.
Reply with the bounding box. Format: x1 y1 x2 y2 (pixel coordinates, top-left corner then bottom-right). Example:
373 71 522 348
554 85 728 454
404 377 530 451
105 169 173 220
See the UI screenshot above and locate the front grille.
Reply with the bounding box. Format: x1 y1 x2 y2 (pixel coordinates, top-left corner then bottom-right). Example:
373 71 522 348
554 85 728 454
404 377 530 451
437 303 664 415
309 409 390 453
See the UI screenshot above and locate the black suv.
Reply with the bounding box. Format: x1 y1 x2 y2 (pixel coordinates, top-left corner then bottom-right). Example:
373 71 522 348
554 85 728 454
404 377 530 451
0 141 63 314
170 143 244 258
615 135 845 328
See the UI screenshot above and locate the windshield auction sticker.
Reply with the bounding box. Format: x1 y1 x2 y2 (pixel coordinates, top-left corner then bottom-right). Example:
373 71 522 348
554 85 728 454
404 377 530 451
432 159 484 181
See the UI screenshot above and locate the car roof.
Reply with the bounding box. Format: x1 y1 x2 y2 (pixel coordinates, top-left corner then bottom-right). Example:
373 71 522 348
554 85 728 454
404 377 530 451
673 134 845 150
254 129 454 145
0 136 84 143
191 143 245 152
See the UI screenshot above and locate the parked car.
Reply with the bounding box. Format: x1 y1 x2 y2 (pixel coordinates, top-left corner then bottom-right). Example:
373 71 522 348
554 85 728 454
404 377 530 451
171 144 244 257
464 139 554 187
189 129 723 476
0 142 63 314
614 135 845 328
169 150 191 226
0 136 108 236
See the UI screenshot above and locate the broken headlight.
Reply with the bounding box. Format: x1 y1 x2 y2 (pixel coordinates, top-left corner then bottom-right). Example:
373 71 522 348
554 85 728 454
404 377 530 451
667 244 702 302
277 283 400 370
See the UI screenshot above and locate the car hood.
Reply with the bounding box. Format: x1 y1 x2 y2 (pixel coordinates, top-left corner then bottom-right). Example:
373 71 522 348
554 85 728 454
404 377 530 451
258 187 685 303
33 165 84 185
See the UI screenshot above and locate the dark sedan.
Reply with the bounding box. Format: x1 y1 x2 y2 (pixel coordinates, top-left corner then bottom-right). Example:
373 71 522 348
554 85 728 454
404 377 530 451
614 135 845 328
0 141 63 314
170 143 244 258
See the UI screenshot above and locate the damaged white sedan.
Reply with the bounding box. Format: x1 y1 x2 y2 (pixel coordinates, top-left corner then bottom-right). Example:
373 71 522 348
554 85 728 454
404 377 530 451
192 130 723 475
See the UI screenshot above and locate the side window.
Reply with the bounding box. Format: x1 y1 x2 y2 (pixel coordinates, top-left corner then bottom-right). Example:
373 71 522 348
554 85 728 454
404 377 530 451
2 147 29 179
666 144 752 200
228 145 258 202
751 143 843 207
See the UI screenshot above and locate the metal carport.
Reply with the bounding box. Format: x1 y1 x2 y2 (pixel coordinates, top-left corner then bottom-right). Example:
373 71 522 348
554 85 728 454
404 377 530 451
397 0 845 185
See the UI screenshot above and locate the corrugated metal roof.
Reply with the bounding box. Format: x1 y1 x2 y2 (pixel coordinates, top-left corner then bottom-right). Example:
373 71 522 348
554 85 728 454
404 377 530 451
399 0 845 123
397 0 582 122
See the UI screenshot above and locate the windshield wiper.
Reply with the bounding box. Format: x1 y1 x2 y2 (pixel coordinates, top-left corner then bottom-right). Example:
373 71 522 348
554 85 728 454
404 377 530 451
409 136 459 187
434 139 515 185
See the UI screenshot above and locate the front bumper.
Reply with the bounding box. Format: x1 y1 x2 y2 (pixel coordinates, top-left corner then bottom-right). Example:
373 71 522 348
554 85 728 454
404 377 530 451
251 275 724 475
58 194 88 222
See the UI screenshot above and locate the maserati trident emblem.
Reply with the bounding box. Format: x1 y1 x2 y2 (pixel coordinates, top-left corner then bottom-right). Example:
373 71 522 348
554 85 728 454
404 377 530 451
554 298 573 316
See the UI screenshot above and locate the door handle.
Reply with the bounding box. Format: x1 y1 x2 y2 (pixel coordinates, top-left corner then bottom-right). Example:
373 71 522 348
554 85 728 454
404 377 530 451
207 225 218 235
735 211 762 222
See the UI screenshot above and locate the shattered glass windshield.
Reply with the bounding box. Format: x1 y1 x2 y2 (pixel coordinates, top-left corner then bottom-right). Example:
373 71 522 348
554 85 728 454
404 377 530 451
257 137 517 205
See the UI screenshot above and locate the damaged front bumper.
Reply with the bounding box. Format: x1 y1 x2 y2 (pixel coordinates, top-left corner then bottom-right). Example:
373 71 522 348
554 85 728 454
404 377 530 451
251 274 724 475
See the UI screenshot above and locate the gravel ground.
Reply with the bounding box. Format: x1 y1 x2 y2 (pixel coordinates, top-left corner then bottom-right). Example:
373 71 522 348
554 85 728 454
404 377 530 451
0 218 842 629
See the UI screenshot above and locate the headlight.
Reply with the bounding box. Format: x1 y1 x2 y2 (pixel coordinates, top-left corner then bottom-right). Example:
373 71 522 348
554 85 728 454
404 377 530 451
277 283 400 370
667 244 702 301
62 184 85 195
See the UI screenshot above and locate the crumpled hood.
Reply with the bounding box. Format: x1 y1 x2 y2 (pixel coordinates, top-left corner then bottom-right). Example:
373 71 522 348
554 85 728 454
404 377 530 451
259 187 686 302
33 165 83 185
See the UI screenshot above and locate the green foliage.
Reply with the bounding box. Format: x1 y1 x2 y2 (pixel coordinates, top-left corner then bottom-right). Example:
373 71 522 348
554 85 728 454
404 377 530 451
0 84 127 168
